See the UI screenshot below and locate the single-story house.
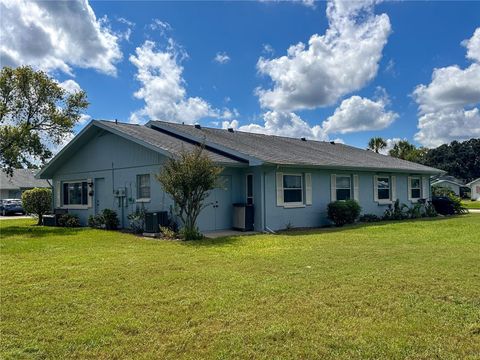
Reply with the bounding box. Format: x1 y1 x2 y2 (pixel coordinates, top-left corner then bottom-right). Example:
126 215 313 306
36 120 443 232
467 178 480 201
0 169 50 200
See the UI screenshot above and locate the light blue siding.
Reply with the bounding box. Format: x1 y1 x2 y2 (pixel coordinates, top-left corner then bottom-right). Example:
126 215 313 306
51 131 432 233
260 167 430 231
52 131 248 231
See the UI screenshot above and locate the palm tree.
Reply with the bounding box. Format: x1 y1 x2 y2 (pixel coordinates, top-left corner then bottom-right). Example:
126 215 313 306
368 137 387 153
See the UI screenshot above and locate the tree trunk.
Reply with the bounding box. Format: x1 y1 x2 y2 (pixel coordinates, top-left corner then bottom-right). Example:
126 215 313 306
37 214 43 226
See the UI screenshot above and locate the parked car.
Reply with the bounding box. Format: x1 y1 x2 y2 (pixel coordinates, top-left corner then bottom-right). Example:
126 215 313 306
0 199 25 216
431 196 455 215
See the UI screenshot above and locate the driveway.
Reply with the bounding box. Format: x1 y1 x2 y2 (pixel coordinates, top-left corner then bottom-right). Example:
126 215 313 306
0 215 33 220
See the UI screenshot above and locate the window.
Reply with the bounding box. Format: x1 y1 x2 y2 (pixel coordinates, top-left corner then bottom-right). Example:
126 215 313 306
246 174 253 205
336 176 351 201
377 177 390 200
137 174 151 199
283 174 303 204
410 177 421 199
62 181 88 205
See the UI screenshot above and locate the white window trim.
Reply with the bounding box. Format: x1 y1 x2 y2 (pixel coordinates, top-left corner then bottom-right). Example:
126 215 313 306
282 173 304 207
409 176 422 203
136 198 151 203
61 179 91 209
375 176 393 204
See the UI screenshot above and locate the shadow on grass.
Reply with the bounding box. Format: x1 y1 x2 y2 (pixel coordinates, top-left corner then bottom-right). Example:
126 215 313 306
0 224 85 240
277 215 462 236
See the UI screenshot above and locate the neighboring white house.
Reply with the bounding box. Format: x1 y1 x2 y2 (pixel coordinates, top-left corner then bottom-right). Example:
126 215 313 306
467 178 480 201
431 176 465 196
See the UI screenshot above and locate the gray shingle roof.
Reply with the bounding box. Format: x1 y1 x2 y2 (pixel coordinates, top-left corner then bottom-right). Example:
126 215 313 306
148 121 443 174
98 121 244 165
0 169 50 190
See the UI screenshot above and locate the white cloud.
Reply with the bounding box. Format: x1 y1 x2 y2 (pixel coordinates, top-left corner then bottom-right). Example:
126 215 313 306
59 80 82 94
262 44 275 56
414 28 480 147
377 137 403 155
415 108 480 148
129 40 233 125
222 120 239 129
78 114 92 125
259 0 316 8
214 52 231 65
412 64 480 114
148 19 172 35
255 0 391 111
322 95 398 134
0 0 122 76
463 27 480 63
238 111 328 141
116 17 135 42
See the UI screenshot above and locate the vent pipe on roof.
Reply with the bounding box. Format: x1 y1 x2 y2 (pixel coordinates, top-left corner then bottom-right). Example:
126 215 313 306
115 119 118 124
301 137 306 141
330 141 335 145
194 124 201 129
227 128 234 133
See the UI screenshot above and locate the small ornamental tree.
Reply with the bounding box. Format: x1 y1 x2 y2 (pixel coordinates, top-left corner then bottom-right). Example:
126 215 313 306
22 187 52 225
156 146 223 240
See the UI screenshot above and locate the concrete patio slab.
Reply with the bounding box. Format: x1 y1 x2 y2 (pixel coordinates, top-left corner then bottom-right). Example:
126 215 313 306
203 229 259 239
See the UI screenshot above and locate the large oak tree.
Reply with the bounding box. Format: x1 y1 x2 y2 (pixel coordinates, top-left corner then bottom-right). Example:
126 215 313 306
0 66 88 175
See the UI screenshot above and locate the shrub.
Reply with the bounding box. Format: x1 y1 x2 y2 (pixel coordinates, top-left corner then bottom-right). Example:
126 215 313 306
21 187 52 225
180 227 203 240
383 200 409 220
87 209 119 230
327 200 361 227
359 214 381 223
407 203 423 219
88 214 104 229
101 209 119 230
446 193 468 214
160 226 177 239
128 208 146 234
58 214 80 227
424 202 438 217
432 185 455 198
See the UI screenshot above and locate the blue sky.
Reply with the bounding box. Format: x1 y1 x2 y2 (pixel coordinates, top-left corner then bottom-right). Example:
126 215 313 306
1 0 479 151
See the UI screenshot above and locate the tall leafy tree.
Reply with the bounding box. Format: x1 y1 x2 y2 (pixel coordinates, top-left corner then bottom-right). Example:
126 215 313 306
0 66 88 175
368 137 387 153
422 139 480 182
388 140 427 163
156 146 223 240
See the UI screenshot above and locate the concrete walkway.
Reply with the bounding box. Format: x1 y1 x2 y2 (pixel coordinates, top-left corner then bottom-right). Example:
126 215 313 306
468 209 480 213
203 229 258 239
0 215 32 220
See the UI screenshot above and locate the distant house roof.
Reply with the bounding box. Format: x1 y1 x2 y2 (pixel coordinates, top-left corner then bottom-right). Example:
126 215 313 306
431 175 465 185
0 169 49 190
466 178 480 186
37 120 444 178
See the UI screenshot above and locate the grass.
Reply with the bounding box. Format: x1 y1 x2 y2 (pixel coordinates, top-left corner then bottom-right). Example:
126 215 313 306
1 216 480 359
462 199 480 209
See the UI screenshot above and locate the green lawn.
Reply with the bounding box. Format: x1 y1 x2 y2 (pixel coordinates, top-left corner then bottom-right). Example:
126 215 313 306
1 217 480 359
462 199 480 209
